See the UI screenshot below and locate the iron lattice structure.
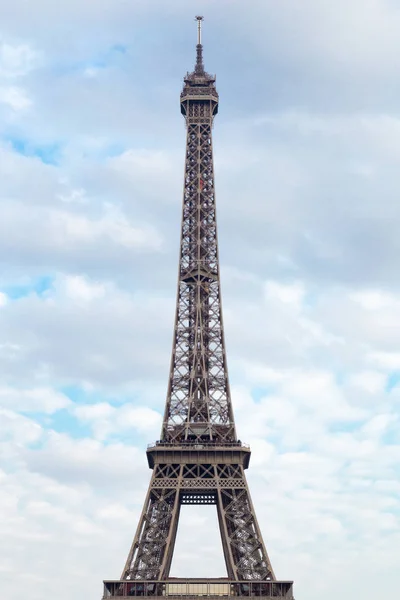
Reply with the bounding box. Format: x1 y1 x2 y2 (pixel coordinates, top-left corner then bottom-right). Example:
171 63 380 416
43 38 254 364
103 17 294 600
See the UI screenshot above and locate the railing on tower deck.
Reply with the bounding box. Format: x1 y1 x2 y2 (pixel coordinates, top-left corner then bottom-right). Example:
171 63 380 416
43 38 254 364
147 441 250 450
181 87 218 97
103 580 294 599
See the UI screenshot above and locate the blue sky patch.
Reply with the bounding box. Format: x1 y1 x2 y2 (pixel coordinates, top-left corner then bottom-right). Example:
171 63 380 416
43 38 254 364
387 373 400 393
6 136 62 165
4 275 54 300
54 43 128 77
48 408 93 439
60 384 139 407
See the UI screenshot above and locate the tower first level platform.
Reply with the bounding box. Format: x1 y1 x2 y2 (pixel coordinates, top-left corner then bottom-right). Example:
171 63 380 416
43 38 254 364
146 441 251 470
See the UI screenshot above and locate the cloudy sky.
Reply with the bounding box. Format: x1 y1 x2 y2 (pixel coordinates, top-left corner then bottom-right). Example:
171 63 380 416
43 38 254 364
1 1 400 599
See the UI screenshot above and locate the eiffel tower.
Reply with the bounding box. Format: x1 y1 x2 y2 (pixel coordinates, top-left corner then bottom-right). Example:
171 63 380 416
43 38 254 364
103 17 294 600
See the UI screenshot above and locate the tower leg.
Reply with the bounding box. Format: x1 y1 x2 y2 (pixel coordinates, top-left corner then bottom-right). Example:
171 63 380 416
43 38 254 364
215 465 276 581
122 464 181 581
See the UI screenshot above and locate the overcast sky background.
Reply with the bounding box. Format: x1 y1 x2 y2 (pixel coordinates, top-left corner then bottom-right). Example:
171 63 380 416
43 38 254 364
1 1 400 599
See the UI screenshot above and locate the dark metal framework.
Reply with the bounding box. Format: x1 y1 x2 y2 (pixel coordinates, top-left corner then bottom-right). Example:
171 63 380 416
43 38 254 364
102 16 294 600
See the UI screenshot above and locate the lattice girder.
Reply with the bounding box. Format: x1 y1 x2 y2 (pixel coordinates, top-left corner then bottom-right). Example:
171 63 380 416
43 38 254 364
121 461 275 582
162 116 236 444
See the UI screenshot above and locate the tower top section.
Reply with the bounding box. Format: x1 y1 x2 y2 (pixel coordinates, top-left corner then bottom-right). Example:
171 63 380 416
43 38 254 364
180 16 219 120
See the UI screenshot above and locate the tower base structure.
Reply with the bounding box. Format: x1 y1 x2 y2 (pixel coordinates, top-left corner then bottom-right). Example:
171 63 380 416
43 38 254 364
103 579 294 599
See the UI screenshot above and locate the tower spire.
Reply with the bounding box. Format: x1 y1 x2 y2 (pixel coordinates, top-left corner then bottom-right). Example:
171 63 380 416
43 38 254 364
195 15 205 74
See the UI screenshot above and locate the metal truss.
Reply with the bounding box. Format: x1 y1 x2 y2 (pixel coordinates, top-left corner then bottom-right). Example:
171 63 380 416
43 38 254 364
108 17 294 600
161 48 235 445
121 461 275 582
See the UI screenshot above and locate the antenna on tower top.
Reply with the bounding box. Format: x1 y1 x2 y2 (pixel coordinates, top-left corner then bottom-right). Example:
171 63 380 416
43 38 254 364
195 15 204 45
194 16 205 74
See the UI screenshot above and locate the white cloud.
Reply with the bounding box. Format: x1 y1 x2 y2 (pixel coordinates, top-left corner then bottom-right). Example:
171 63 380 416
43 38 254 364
361 413 393 437
0 198 163 278
0 273 173 387
348 371 386 394
56 207 161 249
110 149 174 180
0 387 70 413
264 280 305 306
368 351 400 371
73 402 162 440
350 289 398 310
0 409 42 446
0 41 40 78
23 431 147 487
57 186 87 204
0 85 31 110
62 275 107 303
